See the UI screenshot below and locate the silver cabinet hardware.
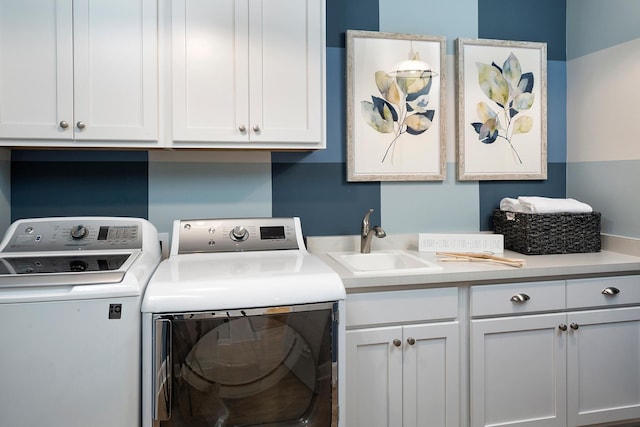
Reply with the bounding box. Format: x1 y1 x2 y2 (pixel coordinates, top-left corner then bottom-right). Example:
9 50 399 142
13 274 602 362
510 293 531 303
407 337 416 345
393 339 401 347
570 323 579 330
253 125 261 132
76 121 86 130
559 324 567 331
602 287 621 296
59 121 69 129
238 125 247 132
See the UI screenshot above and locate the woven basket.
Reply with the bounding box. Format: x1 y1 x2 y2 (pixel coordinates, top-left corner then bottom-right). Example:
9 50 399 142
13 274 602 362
493 209 601 255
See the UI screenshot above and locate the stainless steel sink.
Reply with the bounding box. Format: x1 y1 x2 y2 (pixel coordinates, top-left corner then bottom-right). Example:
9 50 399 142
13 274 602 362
328 250 442 275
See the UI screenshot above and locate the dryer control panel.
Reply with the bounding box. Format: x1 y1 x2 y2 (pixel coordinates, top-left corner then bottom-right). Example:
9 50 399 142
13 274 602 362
174 217 305 254
1 218 143 252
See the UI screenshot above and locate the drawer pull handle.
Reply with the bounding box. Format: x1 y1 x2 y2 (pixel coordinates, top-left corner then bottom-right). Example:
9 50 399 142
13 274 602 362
407 337 416 345
559 324 567 331
570 323 579 330
392 339 402 347
510 293 530 303
602 287 620 296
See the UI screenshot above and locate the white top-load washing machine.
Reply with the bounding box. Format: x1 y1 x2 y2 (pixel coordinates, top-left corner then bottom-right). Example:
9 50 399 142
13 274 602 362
0 217 161 427
141 217 346 427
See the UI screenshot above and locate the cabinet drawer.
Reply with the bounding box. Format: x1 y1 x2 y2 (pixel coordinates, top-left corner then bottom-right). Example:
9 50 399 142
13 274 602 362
567 275 640 308
346 287 458 328
471 281 565 317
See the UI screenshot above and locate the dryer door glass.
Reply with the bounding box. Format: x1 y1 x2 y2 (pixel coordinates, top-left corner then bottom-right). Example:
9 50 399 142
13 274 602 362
153 302 338 427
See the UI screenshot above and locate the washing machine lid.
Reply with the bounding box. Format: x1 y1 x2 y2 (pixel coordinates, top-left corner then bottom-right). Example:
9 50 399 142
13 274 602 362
0 251 140 288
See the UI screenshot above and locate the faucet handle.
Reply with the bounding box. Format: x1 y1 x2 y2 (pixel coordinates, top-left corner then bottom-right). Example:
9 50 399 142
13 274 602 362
362 208 374 235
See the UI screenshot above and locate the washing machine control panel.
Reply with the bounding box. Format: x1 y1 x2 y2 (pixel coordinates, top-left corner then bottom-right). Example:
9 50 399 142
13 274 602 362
1 219 143 252
175 217 303 253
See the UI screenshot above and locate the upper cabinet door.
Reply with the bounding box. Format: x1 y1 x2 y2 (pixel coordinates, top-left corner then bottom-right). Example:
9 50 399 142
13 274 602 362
171 0 326 149
73 0 159 141
248 0 324 146
0 0 73 140
171 0 250 144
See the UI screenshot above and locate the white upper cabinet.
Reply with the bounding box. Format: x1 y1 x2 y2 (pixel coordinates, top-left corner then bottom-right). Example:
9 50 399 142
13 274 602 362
0 0 159 147
169 0 326 149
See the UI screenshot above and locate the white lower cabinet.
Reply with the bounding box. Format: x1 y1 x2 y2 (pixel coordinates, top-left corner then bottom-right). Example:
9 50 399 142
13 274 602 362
471 312 568 427
470 276 640 427
345 288 459 427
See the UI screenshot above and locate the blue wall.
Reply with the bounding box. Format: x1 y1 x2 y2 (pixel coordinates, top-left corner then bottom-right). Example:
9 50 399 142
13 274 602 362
9 0 568 237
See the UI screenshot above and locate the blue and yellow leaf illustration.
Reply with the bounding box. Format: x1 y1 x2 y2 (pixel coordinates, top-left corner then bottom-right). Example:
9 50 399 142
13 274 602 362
513 116 533 134
361 98 395 133
518 72 534 93
471 52 537 165
404 111 434 135
476 101 497 123
502 53 522 89
471 117 499 144
396 74 431 97
512 92 535 111
361 51 438 163
476 63 509 107
375 71 401 105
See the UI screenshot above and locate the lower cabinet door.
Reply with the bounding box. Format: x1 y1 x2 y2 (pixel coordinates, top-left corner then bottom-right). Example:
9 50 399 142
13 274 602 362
567 307 640 427
346 326 403 427
346 322 459 427
403 321 459 427
470 313 567 427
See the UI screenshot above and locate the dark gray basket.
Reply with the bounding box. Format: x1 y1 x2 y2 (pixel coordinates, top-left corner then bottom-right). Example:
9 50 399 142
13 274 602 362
493 209 601 255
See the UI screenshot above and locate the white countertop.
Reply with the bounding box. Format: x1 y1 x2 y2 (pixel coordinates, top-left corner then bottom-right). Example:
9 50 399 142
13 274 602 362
307 234 640 293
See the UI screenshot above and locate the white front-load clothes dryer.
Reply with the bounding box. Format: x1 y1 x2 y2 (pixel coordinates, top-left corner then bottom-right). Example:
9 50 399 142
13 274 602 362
0 217 161 427
141 217 346 427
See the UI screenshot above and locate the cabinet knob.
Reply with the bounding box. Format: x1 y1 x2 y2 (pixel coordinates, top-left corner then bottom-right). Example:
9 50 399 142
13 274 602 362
510 293 530 303
570 323 579 330
601 287 620 296
253 125 261 132
558 324 567 331
76 121 86 130
392 339 401 347
407 337 416 345
238 125 247 132
59 121 69 129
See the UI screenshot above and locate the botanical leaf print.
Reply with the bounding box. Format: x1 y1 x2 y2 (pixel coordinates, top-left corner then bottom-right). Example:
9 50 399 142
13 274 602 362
470 52 536 164
361 58 436 163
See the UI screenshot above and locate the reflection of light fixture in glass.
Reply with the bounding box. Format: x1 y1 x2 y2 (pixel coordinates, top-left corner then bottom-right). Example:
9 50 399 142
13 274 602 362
387 42 438 79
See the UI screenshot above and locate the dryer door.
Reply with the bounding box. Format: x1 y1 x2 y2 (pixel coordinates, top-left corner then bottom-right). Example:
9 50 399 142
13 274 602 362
153 302 338 427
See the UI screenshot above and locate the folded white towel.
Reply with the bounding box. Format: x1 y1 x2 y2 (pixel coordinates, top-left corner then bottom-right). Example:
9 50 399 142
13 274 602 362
517 196 593 214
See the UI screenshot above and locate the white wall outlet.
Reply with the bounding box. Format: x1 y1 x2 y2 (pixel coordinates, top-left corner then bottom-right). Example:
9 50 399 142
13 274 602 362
419 233 504 253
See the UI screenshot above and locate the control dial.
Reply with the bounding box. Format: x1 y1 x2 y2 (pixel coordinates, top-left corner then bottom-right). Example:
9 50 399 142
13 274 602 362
230 226 249 242
70 225 89 240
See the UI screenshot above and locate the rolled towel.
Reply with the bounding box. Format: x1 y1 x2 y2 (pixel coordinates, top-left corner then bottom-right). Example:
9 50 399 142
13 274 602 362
517 196 593 214
500 198 525 212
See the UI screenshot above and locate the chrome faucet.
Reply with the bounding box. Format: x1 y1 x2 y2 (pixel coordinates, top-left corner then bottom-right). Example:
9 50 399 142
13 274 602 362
361 208 386 253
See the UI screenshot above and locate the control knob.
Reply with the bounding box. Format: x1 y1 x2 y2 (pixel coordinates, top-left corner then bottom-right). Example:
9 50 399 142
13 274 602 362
70 225 89 240
230 226 249 242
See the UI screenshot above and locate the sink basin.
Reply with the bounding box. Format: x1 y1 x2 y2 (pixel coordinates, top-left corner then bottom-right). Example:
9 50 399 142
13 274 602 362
328 250 442 275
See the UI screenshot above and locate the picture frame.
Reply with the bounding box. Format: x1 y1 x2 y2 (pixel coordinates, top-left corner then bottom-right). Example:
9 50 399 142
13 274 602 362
346 30 446 181
456 38 547 180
